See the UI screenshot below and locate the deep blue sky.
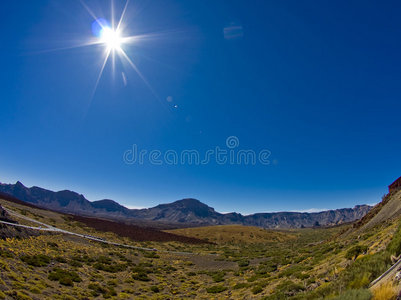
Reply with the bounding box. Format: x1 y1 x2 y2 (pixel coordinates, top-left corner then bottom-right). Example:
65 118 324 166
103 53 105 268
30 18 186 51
1 0 400 214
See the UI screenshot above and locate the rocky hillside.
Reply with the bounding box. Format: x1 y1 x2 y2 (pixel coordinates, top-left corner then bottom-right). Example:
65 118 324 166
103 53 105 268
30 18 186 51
353 188 401 233
0 204 38 239
0 181 371 229
0 204 12 222
131 198 371 228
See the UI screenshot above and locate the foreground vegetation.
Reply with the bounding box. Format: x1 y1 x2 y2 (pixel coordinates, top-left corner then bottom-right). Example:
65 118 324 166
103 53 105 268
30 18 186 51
0 195 401 299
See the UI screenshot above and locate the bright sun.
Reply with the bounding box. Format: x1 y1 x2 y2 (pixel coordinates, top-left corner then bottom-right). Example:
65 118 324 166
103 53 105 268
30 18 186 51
100 27 122 50
78 1 154 100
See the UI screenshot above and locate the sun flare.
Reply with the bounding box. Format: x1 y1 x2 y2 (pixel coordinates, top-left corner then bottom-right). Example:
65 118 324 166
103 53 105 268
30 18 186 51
74 0 159 102
100 27 122 51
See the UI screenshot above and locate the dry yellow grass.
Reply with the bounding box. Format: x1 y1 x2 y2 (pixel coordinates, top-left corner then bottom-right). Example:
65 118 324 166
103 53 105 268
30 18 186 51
372 282 397 300
166 224 295 244
2 193 401 299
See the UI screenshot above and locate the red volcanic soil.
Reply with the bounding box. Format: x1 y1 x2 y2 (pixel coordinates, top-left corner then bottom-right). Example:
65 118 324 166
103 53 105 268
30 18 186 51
71 214 209 244
0 192 209 244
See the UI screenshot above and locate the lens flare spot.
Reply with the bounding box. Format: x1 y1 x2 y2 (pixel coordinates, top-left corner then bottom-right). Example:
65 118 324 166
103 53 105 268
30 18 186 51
92 18 109 37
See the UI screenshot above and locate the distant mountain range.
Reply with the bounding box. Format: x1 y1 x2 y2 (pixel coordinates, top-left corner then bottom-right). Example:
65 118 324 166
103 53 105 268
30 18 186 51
0 181 372 229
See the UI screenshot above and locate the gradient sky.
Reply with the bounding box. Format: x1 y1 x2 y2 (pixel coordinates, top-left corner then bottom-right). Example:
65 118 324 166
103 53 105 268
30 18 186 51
1 0 401 214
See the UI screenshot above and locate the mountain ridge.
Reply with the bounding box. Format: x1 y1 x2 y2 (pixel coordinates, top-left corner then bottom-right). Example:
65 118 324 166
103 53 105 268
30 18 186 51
0 181 372 229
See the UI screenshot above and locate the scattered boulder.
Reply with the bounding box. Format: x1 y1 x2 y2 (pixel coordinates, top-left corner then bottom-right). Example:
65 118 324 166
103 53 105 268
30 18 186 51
394 271 401 282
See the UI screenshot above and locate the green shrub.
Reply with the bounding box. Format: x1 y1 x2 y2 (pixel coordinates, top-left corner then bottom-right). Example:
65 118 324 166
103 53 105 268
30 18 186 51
345 245 368 260
46 242 58 248
211 271 225 282
48 268 82 286
96 256 112 264
331 288 372 300
0 249 14 258
162 265 177 273
276 280 305 295
69 255 88 266
280 264 311 277
20 254 51 267
387 221 401 256
262 293 286 300
206 285 227 293
29 287 41 294
55 256 67 263
88 283 106 296
238 259 250 267
348 273 371 289
5 291 32 300
257 263 278 274
233 282 249 289
150 286 160 293
88 283 116 298
93 262 127 273
341 253 390 289
69 260 83 267
106 279 118 287
295 272 310 280
132 271 150 281
252 285 264 294
144 252 160 259
103 287 117 298
58 277 73 286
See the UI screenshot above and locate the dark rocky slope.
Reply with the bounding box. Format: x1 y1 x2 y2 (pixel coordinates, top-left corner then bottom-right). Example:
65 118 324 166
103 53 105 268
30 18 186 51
0 181 371 229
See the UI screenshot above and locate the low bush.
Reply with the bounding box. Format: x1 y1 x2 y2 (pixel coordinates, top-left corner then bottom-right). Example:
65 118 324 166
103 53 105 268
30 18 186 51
387 221 401 256
88 283 106 296
144 252 160 259
69 260 83 267
96 256 112 264
276 280 305 295
5 291 32 300
48 268 82 286
238 259 250 267
132 272 150 281
70 254 94 265
132 266 151 281
211 271 226 282
0 249 14 258
93 262 127 273
46 242 58 248
20 254 51 267
206 285 227 293
55 256 67 263
106 279 118 287
252 285 264 294
104 286 117 298
341 253 390 289
331 288 372 300
257 263 278 274
262 293 286 300
88 283 116 298
345 245 368 260
233 282 249 289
